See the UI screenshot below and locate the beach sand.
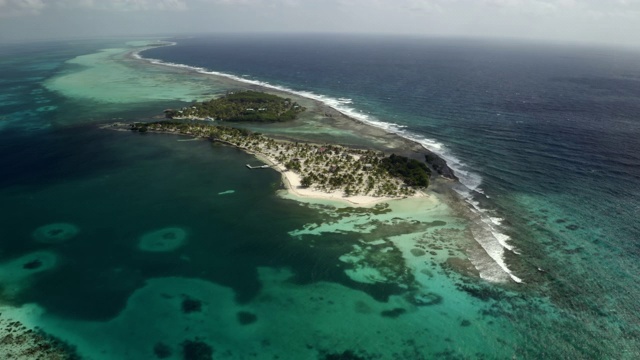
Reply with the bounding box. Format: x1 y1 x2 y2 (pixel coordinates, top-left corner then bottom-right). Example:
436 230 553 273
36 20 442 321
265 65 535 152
247 146 419 207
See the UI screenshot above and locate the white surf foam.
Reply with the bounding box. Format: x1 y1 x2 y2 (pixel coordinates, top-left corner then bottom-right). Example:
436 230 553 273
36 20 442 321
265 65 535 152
135 43 522 283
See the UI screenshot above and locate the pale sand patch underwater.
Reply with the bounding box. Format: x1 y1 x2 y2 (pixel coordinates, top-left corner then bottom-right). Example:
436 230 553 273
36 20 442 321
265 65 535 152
32 222 79 244
0 251 59 298
44 45 222 105
0 141 518 359
138 227 188 252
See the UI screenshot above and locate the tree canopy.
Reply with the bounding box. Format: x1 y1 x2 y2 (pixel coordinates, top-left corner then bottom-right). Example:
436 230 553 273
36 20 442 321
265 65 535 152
380 154 431 187
165 91 305 123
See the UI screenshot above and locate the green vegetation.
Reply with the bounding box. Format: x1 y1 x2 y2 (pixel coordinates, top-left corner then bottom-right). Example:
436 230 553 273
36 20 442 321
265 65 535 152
164 90 305 122
380 154 431 187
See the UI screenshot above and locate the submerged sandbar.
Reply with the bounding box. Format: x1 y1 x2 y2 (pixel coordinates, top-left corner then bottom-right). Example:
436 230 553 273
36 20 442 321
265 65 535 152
138 227 188 252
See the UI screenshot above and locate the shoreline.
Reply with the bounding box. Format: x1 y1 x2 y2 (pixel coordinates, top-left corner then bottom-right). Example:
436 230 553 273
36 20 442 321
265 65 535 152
236 140 424 207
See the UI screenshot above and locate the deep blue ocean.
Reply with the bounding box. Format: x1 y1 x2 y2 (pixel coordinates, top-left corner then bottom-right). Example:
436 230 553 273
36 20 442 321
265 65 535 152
2 34 640 359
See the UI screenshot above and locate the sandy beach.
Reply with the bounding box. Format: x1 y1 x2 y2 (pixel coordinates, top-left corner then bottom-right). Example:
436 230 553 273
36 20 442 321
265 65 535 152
248 147 422 207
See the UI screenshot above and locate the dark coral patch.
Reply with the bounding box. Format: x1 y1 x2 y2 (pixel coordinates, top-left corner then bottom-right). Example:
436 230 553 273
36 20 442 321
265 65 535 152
237 311 257 325
458 284 503 302
408 292 443 306
23 259 43 270
182 338 213 360
181 297 202 314
153 342 172 358
410 248 426 257
32 223 79 244
380 308 406 318
322 350 368 360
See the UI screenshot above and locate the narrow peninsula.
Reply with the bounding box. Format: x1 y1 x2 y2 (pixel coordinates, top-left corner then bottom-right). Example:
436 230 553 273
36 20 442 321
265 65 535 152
106 90 445 206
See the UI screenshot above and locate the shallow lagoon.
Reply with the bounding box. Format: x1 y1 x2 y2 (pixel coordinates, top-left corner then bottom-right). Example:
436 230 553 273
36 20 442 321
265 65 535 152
0 126 520 359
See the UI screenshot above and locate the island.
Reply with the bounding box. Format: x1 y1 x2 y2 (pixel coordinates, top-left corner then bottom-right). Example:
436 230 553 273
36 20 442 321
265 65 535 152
123 121 432 204
164 90 306 123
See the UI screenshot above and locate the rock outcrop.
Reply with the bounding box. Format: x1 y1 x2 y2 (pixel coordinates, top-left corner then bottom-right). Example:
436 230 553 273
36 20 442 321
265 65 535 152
425 151 458 180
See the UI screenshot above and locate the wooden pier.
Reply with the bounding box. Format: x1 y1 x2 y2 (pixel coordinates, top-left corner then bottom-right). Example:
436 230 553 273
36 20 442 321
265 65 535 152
246 164 271 169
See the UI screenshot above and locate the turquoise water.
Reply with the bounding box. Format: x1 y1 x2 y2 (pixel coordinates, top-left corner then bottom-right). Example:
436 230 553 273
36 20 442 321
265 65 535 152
0 128 524 359
1 36 640 359
0 128 519 359
145 35 640 357
0 41 514 359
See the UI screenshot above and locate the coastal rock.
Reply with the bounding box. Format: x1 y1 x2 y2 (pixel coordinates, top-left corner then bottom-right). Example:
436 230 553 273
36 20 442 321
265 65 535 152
424 151 458 180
